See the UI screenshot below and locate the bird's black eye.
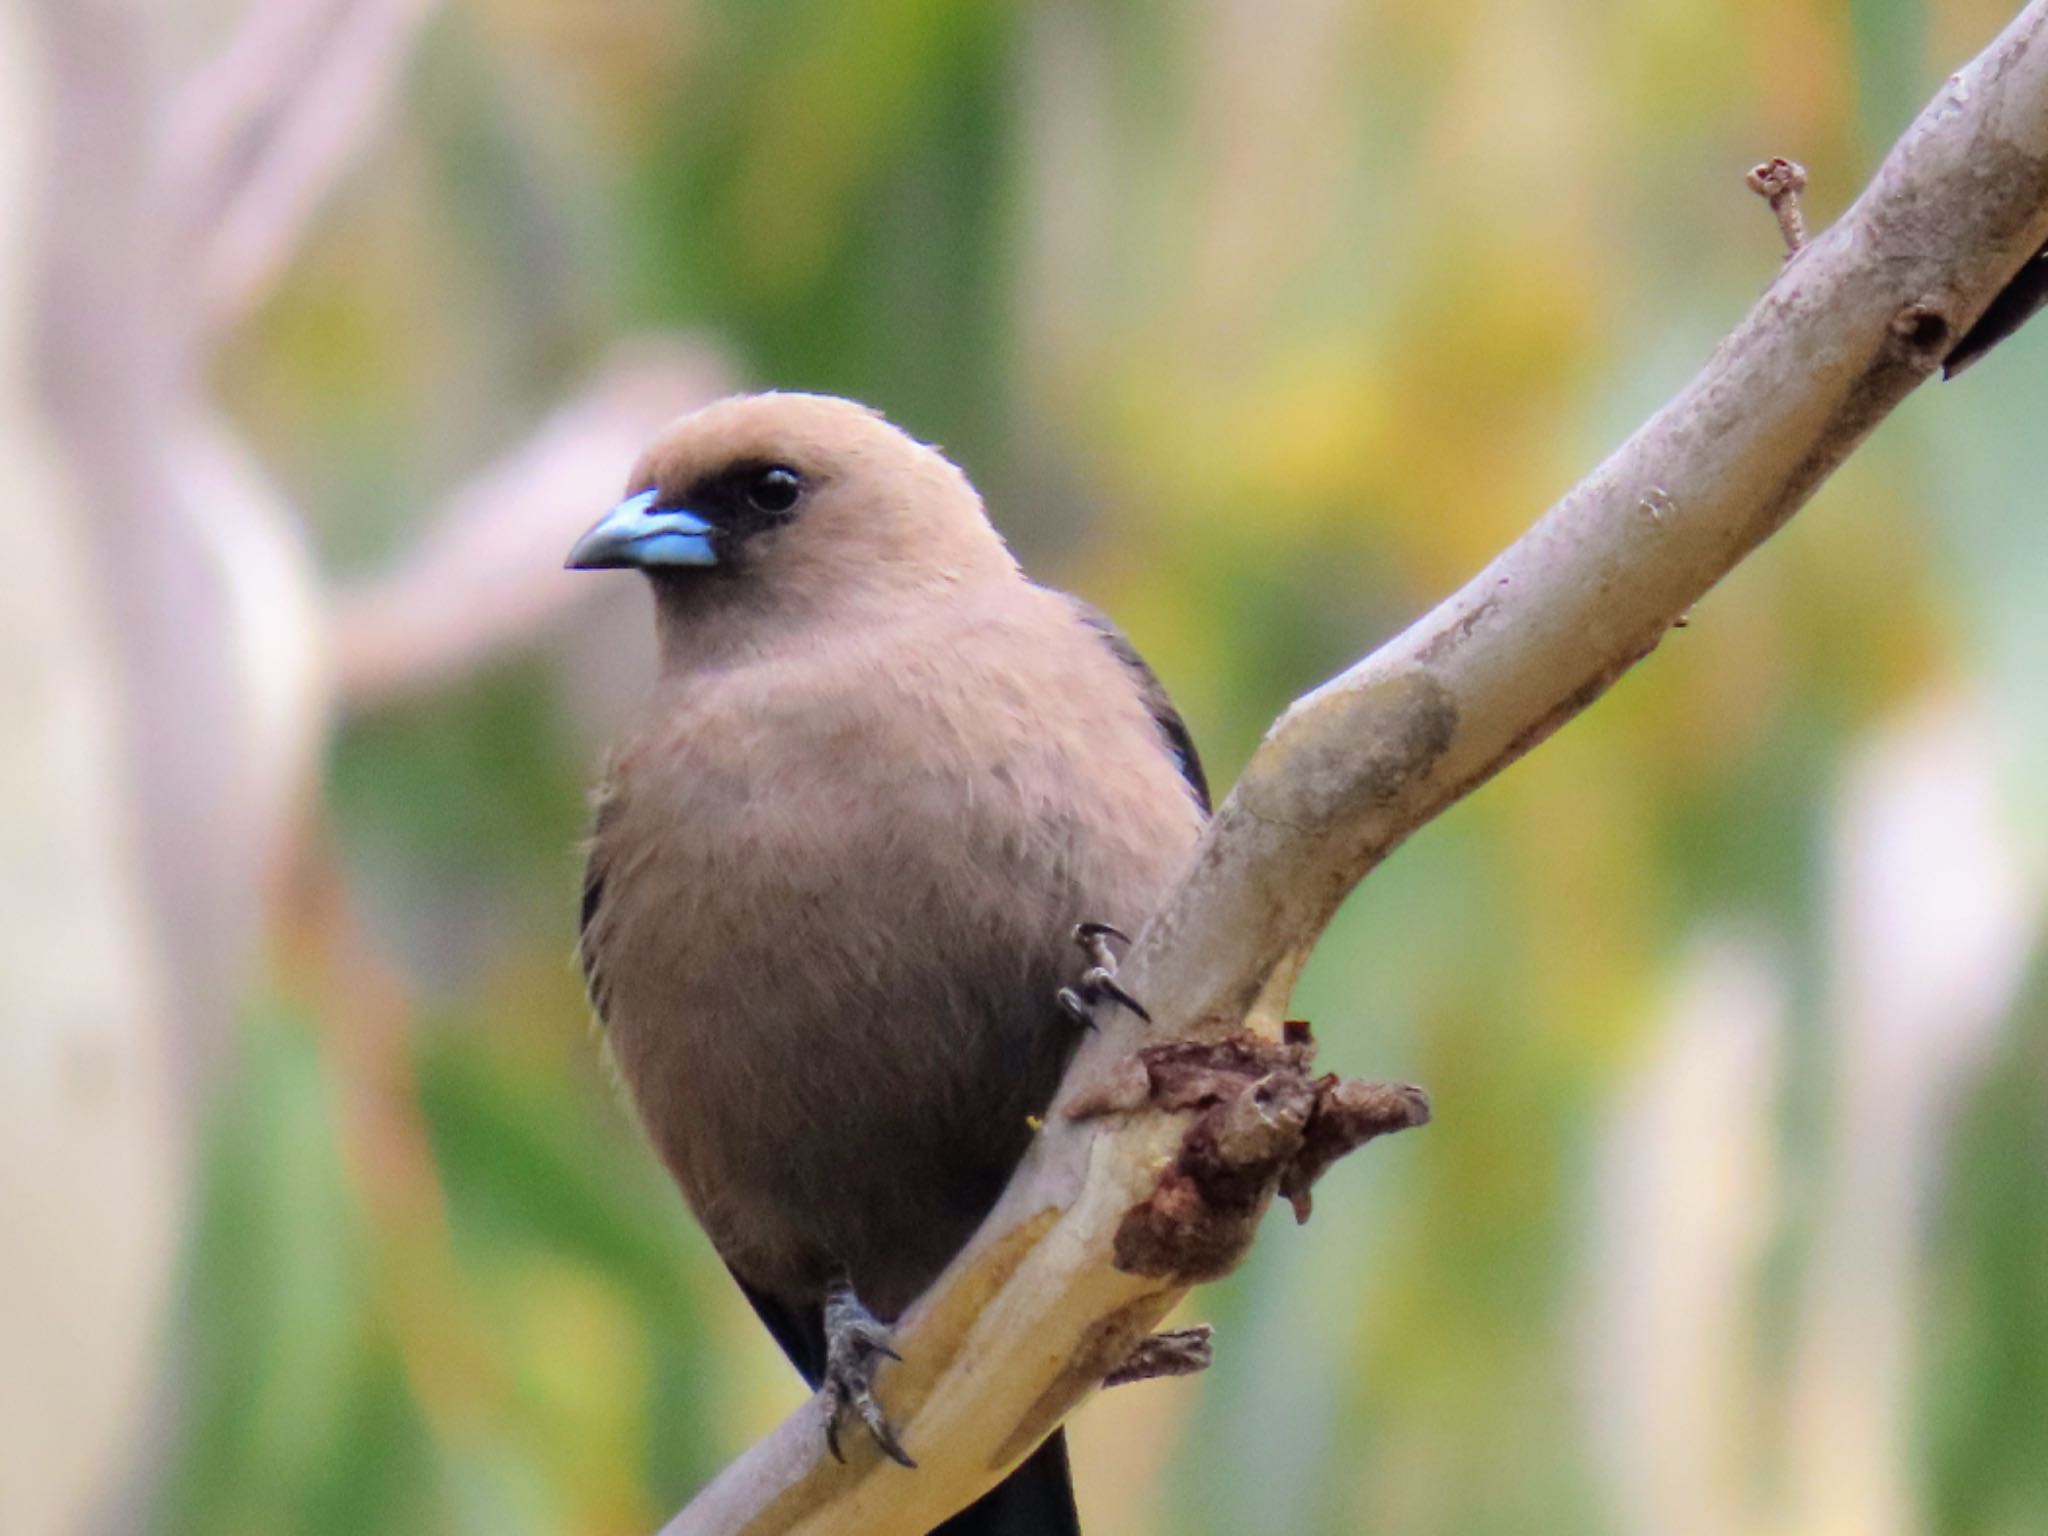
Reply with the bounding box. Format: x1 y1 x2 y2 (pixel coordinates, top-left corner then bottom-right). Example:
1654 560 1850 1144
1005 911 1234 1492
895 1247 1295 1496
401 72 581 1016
745 466 802 516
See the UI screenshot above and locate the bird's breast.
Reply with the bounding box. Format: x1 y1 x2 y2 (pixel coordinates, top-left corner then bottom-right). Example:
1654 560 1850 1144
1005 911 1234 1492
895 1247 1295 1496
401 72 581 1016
585 612 1201 1309
590 678 1080 1303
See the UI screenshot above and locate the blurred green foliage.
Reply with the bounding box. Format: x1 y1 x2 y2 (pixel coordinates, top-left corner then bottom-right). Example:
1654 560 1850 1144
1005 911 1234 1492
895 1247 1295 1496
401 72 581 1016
175 0 2048 1532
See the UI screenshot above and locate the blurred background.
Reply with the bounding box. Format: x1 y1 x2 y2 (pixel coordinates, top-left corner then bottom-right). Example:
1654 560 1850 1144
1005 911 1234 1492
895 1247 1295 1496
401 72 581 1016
5 0 2047 1533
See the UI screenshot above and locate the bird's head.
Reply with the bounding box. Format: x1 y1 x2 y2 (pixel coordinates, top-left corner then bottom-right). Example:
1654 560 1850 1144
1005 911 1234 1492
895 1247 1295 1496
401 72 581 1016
565 393 1015 609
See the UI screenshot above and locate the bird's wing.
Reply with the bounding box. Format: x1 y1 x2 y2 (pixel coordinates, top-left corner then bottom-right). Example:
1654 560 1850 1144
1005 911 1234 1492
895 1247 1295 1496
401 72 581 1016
577 783 619 1024
733 1271 829 1385
1061 594 1211 814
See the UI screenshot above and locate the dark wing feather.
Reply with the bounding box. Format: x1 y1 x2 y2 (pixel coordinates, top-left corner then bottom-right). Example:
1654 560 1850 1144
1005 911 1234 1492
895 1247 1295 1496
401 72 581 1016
1063 595 1211 814
577 790 617 1023
733 1272 829 1386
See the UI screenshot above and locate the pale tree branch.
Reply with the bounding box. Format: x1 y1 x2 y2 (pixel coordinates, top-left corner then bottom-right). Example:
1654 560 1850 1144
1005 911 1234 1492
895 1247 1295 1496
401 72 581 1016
331 340 734 709
163 0 440 343
1579 692 2039 1536
11 2 705 1528
9 5 227 1532
1584 936 1785 1536
1782 694 2038 1536
657 5 2048 1532
165 0 353 196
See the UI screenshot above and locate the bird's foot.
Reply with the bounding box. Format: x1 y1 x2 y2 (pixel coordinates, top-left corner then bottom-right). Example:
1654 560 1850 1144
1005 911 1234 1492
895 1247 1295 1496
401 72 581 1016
1056 921 1151 1028
822 1273 916 1468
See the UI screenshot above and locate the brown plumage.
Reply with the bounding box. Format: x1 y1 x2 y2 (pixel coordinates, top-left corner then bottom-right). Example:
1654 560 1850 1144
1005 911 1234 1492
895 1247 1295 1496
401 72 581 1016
571 393 1208 1535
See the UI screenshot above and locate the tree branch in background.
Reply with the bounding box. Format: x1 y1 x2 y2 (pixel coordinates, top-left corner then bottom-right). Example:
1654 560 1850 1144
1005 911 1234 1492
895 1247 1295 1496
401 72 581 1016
1585 935 1785 1536
1583 692 2040 1536
11 1 719 1529
164 0 441 343
11 6 218 1531
658 4 2048 1531
332 341 734 709
1783 695 2038 1535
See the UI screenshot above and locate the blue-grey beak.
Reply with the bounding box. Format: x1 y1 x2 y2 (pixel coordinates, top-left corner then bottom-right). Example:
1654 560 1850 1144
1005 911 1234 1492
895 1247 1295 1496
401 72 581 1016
565 489 719 570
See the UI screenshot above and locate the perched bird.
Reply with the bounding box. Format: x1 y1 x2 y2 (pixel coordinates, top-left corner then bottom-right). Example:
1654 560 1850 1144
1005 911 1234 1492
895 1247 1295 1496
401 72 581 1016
568 393 1209 1535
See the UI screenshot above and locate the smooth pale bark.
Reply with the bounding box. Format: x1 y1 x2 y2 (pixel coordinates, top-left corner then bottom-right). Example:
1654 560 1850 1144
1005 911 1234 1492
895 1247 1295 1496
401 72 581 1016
0 8 182 1533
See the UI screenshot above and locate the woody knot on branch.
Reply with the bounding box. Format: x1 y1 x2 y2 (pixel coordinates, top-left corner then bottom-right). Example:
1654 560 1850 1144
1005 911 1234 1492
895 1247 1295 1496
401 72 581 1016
1068 1022 1430 1282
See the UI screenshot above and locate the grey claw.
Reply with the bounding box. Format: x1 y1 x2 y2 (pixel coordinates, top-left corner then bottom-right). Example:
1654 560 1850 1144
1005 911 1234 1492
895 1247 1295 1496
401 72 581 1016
1060 921 1151 1024
1075 921 1132 946
1057 986 1097 1030
1080 964 1152 1023
1073 923 1127 974
822 1274 916 1469
857 1392 917 1469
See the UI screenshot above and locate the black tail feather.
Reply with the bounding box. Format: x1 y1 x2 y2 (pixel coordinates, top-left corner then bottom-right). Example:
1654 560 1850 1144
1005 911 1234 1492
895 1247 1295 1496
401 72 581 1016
729 1272 1080 1534
1946 243 2048 377
932 1429 1080 1536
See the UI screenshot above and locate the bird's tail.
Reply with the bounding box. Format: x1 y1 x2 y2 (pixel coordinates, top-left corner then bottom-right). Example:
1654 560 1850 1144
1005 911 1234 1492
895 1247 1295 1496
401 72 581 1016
930 1428 1080 1536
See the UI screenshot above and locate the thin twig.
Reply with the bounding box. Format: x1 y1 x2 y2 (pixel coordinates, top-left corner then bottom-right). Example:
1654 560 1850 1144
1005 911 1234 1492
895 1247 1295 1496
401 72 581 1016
330 341 733 708
1746 156 1809 258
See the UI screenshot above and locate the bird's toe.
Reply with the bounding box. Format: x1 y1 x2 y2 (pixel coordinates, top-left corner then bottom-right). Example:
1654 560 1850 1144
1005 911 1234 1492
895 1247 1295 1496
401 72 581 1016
1058 920 1152 1025
821 1274 917 1469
